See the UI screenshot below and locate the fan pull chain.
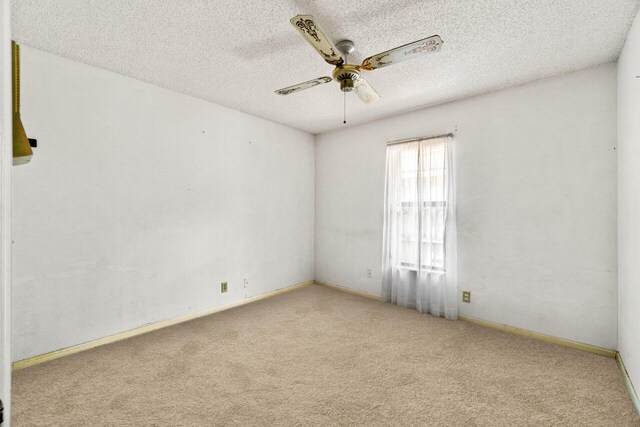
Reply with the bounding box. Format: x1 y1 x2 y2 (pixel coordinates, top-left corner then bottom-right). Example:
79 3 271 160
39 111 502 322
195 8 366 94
343 53 348 125
343 91 346 124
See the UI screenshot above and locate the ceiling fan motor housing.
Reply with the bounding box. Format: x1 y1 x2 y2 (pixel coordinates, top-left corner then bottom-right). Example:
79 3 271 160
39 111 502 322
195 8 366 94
333 64 361 92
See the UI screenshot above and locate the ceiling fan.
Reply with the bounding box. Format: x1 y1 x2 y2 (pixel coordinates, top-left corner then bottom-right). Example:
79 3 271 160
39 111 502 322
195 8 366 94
276 15 443 105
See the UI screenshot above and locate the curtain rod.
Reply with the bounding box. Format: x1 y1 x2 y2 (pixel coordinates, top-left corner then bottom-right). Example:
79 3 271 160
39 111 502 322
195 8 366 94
387 132 454 146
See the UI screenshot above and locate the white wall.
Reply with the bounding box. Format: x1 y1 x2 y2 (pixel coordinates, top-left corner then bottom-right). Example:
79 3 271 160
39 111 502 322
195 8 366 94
315 64 618 349
11 47 315 361
618 10 640 394
10 44 623 361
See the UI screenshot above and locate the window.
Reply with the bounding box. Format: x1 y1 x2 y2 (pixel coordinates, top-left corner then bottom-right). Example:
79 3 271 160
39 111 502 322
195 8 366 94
381 134 456 317
384 138 450 273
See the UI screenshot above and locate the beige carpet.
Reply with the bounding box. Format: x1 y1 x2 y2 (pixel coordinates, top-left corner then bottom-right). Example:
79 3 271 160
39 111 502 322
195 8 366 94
12 284 638 426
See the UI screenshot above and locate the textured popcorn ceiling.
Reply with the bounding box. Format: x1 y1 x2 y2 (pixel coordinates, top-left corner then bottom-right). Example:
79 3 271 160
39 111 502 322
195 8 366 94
11 0 640 134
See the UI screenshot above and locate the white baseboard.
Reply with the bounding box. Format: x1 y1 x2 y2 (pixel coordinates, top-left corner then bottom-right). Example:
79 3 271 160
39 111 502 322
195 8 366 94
313 281 381 300
458 315 616 358
13 277 631 413
13 280 314 371
616 353 640 417
314 281 616 358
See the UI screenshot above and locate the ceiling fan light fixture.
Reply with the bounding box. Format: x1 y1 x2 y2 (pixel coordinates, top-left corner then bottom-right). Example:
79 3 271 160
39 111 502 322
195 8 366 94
340 79 354 92
332 65 361 93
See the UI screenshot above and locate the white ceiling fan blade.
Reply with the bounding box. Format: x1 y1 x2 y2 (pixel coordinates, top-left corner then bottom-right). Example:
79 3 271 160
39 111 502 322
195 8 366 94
353 78 380 104
290 15 344 66
361 35 443 71
275 77 333 95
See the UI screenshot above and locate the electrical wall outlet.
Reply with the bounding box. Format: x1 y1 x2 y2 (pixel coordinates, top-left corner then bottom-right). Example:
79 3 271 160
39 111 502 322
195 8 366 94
462 291 471 303
367 268 372 279
221 282 228 293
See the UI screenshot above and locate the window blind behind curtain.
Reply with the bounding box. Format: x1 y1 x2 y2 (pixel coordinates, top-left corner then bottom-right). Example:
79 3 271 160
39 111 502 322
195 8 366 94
381 135 457 319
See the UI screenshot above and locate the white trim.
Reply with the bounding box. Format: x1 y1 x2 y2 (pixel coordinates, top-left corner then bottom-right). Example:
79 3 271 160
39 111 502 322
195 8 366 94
313 281 381 301
0 0 12 424
616 353 640 417
13 281 314 371
314 281 617 358
458 315 616 358
13 279 638 420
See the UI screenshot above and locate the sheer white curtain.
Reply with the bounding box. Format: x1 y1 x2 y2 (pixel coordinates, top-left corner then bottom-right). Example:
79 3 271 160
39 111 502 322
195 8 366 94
381 135 457 319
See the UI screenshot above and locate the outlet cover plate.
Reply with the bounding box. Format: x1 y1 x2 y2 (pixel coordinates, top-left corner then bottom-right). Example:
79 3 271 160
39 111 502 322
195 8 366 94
462 291 471 303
